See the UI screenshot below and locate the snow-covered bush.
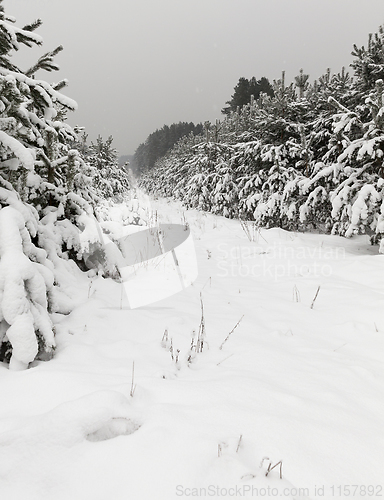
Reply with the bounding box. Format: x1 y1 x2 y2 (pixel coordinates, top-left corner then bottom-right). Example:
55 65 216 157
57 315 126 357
0 205 55 370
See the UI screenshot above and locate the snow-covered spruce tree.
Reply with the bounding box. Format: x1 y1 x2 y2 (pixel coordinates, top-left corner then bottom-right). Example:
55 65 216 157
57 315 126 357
0 4 102 369
250 143 298 228
200 145 238 218
266 67 354 232
181 130 239 216
303 68 354 165
165 133 200 199
87 135 130 201
229 138 262 217
326 81 384 240
297 27 384 244
0 7 58 368
256 72 303 145
351 27 384 95
233 71 309 228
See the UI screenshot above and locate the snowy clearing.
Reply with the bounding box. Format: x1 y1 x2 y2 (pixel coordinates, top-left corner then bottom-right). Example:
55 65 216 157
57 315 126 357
0 196 383 500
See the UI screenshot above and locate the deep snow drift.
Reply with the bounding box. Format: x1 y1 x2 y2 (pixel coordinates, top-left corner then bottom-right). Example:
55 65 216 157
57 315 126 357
0 196 383 500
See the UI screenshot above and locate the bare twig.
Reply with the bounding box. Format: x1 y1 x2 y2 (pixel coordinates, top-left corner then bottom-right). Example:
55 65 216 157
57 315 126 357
239 219 255 242
241 473 256 480
130 361 136 397
202 276 212 290
216 353 234 366
219 315 244 350
170 338 175 360
292 285 300 303
236 435 243 453
258 228 268 243
161 328 169 348
310 285 321 309
333 342 347 352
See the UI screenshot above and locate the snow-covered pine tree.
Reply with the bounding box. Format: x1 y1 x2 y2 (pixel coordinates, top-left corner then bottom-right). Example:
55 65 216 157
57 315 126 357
295 69 309 100
0 3 105 369
87 135 130 201
351 27 384 94
0 5 59 368
299 27 384 243
326 81 384 240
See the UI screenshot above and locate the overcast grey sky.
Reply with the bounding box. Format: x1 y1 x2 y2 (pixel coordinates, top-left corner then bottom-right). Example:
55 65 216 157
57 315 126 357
5 0 384 155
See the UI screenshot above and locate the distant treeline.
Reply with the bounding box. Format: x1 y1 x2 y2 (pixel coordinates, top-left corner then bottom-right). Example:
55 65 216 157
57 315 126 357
133 78 273 175
133 122 204 174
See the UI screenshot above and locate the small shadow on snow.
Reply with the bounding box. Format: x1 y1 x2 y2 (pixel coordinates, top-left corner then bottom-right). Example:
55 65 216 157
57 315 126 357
86 417 141 442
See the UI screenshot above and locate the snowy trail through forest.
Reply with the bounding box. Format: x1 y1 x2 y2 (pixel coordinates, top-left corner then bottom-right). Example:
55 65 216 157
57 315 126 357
0 196 383 500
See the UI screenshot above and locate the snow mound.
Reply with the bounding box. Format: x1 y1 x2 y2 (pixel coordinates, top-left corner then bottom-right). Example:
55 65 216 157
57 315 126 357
0 390 141 448
0 390 141 499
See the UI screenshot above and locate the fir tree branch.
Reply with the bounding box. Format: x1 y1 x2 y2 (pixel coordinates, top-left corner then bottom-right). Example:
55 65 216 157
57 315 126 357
25 46 63 77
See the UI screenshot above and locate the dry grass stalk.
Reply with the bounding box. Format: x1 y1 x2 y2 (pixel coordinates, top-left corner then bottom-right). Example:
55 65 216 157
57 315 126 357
196 293 206 353
265 460 283 479
219 315 244 350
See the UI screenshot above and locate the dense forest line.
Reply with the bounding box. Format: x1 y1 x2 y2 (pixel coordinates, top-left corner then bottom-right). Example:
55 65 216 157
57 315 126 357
132 76 274 175
133 122 204 175
140 26 384 252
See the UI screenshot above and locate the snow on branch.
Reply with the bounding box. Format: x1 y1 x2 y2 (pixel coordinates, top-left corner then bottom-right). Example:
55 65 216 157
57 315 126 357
0 19 43 51
0 68 78 111
0 206 55 370
345 184 381 237
25 45 63 77
0 130 34 170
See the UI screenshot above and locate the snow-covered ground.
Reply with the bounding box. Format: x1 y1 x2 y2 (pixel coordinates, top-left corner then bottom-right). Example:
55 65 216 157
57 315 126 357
1 196 383 500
